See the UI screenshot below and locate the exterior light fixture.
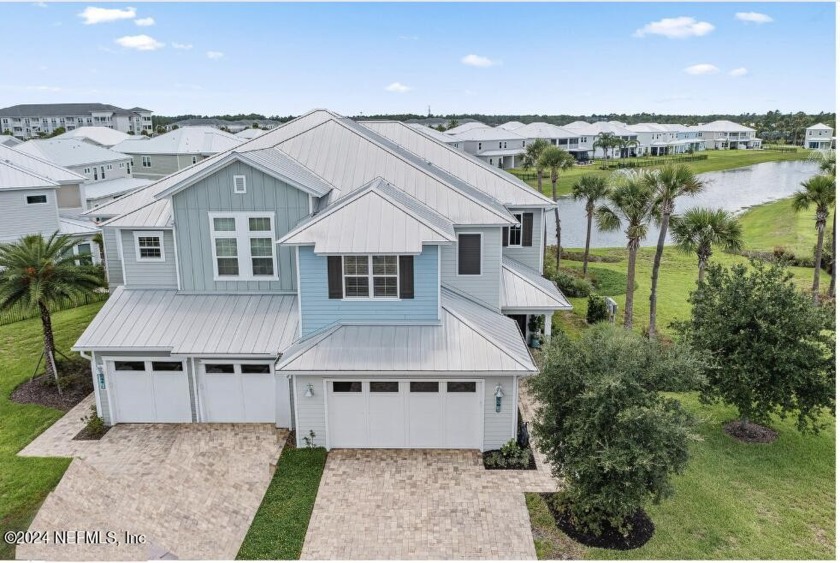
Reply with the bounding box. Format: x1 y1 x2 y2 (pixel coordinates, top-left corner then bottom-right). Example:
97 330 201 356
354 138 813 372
304 383 314 398
494 384 504 413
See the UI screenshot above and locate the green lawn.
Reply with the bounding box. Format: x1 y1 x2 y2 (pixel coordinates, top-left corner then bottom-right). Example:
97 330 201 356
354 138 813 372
237 447 327 560
512 149 811 197
528 393 836 559
0 302 104 560
740 196 834 259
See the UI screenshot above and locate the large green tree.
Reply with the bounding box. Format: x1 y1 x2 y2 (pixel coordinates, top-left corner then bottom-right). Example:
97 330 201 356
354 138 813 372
593 132 618 164
792 174 836 303
539 146 576 267
521 138 550 193
670 207 743 283
0 233 103 390
677 261 835 434
647 164 705 337
596 171 657 329
530 324 701 535
571 175 611 277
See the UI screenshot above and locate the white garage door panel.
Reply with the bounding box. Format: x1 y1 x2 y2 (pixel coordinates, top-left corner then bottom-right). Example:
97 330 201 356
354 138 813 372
114 371 155 422
202 374 244 422
408 387 444 448
368 389 406 448
241 375 275 423
444 385 482 448
200 363 276 423
151 372 192 423
109 360 192 424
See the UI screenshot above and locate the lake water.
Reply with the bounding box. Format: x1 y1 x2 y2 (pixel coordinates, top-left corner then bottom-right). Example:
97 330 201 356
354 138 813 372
546 160 821 249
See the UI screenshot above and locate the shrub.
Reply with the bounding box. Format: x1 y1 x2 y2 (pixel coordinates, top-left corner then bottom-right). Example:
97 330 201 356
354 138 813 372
586 295 609 324
554 270 593 298
483 439 533 470
80 404 106 438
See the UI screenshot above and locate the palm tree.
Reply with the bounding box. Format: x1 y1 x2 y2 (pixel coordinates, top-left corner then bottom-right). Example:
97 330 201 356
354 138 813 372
596 171 657 329
571 175 611 277
670 208 744 283
646 164 705 337
812 150 837 295
792 174 836 303
0 233 103 391
593 132 618 165
539 146 576 267
521 138 550 194
617 137 640 159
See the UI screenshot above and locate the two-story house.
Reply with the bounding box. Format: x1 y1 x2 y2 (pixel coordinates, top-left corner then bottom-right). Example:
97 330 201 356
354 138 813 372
73 109 570 451
804 123 834 150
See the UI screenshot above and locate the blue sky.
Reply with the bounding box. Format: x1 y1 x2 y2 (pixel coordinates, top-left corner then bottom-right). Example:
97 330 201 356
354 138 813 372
1 2 835 116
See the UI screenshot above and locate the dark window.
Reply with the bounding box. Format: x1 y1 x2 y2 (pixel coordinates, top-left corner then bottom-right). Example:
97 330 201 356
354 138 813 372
151 361 183 371
508 214 522 246
521 213 534 247
333 381 362 392
410 381 439 392
447 382 476 393
241 364 271 374
370 381 399 393
457 234 481 275
114 361 145 371
26 194 48 204
205 364 235 373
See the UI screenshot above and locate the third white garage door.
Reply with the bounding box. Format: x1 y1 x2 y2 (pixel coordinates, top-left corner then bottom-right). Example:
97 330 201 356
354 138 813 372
199 362 275 422
326 380 483 449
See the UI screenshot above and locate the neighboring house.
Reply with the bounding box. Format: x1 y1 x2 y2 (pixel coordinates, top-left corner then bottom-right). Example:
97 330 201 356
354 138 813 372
689 120 762 150
446 125 530 169
514 122 584 160
73 109 570 452
0 134 22 147
0 103 153 139
235 128 269 140
0 145 99 262
406 124 461 149
112 126 244 180
444 121 489 136
563 121 640 159
168 118 281 133
804 123 834 150
627 123 705 156
54 126 136 148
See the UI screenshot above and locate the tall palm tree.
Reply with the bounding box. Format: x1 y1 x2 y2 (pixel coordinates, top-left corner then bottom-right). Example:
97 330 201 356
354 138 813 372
595 171 657 329
618 138 640 159
792 174 836 303
646 163 705 337
812 150 837 295
0 233 103 391
539 146 576 267
593 132 617 164
521 138 550 194
670 208 744 283
571 175 611 277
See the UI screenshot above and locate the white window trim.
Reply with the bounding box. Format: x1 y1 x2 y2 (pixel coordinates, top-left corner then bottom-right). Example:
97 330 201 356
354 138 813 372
508 213 523 248
133 230 165 262
208 211 279 282
141 155 152 168
456 232 483 277
24 193 49 205
341 255 400 300
233 175 247 194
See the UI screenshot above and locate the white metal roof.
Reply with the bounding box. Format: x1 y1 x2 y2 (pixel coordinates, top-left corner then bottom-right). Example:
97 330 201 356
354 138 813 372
563 121 638 137
280 177 456 254
807 123 833 131
514 122 579 140
501 257 571 311
693 120 755 133
16 139 129 167
73 288 299 357
0 135 22 147
0 160 59 189
112 126 243 155
0 144 85 184
84 177 152 201
406 123 459 145
276 288 536 373
104 198 172 228
235 128 269 139
59 216 99 236
54 126 135 148
447 126 528 142
443 121 488 135
498 121 526 131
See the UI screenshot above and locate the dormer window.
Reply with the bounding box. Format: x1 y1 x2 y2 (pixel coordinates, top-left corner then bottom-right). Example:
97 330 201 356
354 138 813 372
343 255 398 298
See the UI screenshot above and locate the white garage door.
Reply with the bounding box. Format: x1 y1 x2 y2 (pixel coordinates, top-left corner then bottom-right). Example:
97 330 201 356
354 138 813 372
326 380 482 449
108 360 192 423
199 362 275 423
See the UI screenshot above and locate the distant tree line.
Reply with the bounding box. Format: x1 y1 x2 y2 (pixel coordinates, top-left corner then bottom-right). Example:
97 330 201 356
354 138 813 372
151 113 297 128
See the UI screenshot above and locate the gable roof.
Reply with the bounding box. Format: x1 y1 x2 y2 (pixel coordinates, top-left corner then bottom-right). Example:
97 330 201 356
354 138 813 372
0 144 85 184
406 123 459 145
807 123 833 131
514 122 579 140
54 126 134 147
692 120 755 133
443 121 488 135
0 160 59 190
16 138 129 167
501 256 571 311
447 126 528 142
0 103 146 117
279 177 456 253
84 177 152 201
112 126 243 155
498 121 526 131
0 135 22 147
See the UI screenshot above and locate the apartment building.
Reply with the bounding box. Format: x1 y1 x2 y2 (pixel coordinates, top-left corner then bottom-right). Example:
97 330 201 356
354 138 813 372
0 103 153 139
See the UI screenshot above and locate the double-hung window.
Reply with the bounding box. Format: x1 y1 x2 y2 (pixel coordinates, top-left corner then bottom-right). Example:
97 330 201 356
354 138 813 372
142 156 151 168
508 213 522 246
343 255 399 298
134 231 164 261
209 212 277 280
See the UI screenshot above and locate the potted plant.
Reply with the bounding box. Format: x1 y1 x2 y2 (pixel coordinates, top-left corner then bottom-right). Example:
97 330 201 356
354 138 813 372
527 315 545 348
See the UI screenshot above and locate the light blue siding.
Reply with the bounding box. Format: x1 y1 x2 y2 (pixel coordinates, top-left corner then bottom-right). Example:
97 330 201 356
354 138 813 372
503 208 543 271
120 229 178 289
102 227 123 289
172 161 310 293
440 227 502 311
482 375 517 450
298 245 439 336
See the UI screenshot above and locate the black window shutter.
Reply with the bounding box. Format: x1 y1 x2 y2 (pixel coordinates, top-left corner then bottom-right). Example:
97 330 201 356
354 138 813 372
327 256 343 299
522 213 534 247
399 255 414 299
502 227 509 247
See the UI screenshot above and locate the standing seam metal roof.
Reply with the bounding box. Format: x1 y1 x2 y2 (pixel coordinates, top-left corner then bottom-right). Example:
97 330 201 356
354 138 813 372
501 256 572 310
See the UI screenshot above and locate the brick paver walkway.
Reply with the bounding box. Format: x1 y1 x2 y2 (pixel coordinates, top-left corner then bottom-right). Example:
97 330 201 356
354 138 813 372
17 395 285 561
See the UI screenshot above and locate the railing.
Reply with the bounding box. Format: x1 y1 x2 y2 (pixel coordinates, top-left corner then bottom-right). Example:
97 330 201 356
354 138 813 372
0 292 109 326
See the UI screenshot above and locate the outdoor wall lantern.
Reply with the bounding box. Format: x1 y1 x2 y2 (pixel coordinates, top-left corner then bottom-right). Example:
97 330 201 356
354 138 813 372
494 384 504 413
304 383 315 398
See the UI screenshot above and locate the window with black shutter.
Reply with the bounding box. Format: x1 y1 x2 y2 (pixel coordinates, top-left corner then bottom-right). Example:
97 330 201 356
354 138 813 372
327 256 343 299
399 255 414 299
522 212 534 247
458 234 482 275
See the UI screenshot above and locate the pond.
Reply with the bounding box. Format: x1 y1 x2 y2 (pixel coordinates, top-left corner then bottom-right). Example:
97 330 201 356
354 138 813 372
546 160 821 249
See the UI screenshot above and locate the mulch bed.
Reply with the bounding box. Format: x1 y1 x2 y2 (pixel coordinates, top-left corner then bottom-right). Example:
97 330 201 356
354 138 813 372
723 420 779 444
10 360 93 412
482 448 537 470
542 493 654 551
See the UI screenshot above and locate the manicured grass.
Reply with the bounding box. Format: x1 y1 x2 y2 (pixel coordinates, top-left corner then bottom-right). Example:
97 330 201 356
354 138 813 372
740 196 834 259
527 393 836 559
236 446 327 560
512 149 811 197
0 302 104 560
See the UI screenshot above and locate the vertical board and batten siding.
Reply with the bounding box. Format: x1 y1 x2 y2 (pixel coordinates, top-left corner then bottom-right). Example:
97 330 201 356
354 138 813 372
120 229 178 289
502 208 543 271
294 374 327 447
172 161 310 293
0 188 59 241
482 375 517 451
440 226 502 310
298 245 439 335
102 227 124 288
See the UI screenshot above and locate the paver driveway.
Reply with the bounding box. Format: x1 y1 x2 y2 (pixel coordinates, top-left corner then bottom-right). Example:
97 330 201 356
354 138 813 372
17 395 285 561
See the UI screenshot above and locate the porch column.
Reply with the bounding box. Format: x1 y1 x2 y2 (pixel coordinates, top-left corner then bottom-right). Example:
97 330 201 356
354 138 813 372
544 313 553 342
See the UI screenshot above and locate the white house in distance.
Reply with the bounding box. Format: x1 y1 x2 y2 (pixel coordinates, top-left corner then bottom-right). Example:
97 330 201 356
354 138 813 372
627 123 705 156
445 125 530 169
54 126 136 148
804 123 834 150
112 126 244 180
688 120 761 150
0 103 153 139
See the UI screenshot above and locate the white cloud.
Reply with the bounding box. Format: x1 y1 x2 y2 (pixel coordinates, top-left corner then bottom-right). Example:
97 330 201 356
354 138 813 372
171 42 193 50
461 54 499 68
78 6 137 25
735 12 773 24
115 34 164 51
134 17 155 27
633 16 715 39
27 85 62 92
684 63 720 75
33 2 48 8
206 51 224 59
729 67 749 77
385 82 412 93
